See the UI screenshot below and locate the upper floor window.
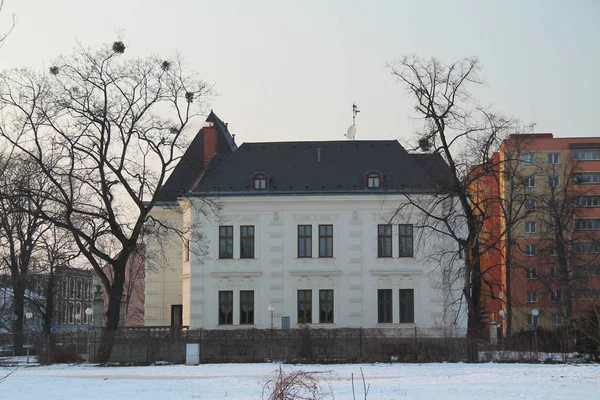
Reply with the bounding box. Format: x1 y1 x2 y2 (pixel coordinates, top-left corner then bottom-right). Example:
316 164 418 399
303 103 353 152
219 226 234 259
377 224 392 258
523 153 535 165
399 224 414 257
575 219 600 231
576 196 600 207
524 176 535 188
525 221 536 234
548 153 559 164
525 244 537 256
318 225 333 258
251 172 269 190
365 171 383 188
526 291 538 303
548 175 559 187
573 242 600 254
240 225 255 258
298 225 312 258
524 198 536 211
525 268 537 280
573 173 600 184
572 150 600 161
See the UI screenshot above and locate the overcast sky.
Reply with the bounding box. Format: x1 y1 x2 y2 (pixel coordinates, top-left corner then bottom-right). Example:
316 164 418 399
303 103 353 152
1 0 598 145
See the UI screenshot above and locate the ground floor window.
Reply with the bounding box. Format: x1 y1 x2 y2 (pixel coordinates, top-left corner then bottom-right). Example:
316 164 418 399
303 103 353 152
319 289 334 323
298 290 312 323
218 291 233 325
171 304 183 326
240 291 254 325
399 289 414 323
378 289 392 323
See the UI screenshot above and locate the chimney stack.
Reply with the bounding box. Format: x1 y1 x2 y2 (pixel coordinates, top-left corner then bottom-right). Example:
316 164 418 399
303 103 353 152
203 122 217 168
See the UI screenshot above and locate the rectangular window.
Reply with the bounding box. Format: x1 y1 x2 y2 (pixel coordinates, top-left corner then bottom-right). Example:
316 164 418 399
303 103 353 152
240 225 255 259
575 219 600 231
576 196 600 207
523 153 535 165
548 175 559 187
399 289 415 323
524 198 536 211
550 290 561 303
298 225 312 258
318 225 333 258
526 291 538 303
573 173 600 184
572 150 600 161
525 244 537 256
239 290 254 324
525 268 537 280
218 291 233 325
297 290 312 324
524 176 535 188
552 312 563 327
527 314 539 328
573 242 600 254
399 224 414 257
525 221 536 234
319 289 334 323
171 304 183 326
377 224 392 258
219 226 234 259
548 153 559 164
377 289 393 323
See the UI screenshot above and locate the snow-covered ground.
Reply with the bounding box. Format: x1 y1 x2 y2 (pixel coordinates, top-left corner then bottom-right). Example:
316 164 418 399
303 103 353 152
1 362 598 399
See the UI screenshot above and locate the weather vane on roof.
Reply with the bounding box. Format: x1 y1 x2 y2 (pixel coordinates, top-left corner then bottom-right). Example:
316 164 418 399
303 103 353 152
345 103 360 140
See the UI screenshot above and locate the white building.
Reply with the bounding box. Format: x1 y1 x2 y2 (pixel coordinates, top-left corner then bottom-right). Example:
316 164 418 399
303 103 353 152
145 113 466 335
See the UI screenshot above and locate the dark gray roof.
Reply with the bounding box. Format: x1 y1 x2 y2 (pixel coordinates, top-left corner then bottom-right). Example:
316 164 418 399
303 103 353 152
193 140 451 196
157 111 237 202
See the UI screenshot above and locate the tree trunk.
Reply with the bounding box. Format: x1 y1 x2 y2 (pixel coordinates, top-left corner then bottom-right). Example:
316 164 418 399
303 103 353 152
504 233 513 346
43 266 55 334
11 279 26 355
466 245 483 362
95 260 127 363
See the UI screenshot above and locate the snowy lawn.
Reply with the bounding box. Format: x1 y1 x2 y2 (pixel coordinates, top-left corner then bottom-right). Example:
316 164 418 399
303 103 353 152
1 362 598 399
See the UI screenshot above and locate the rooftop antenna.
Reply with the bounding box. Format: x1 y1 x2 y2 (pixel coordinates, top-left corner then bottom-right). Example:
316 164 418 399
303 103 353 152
345 102 360 140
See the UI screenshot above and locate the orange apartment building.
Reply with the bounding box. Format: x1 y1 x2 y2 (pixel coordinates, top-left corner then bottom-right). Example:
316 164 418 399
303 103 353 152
474 133 600 335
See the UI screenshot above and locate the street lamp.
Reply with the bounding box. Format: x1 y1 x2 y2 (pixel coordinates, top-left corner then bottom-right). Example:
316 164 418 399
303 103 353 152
25 312 33 364
532 309 539 356
84 308 93 362
268 304 275 329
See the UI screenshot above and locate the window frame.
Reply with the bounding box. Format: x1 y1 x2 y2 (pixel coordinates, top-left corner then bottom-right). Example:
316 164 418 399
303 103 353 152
318 224 333 258
548 153 559 164
399 289 415 323
525 244 537 256
527 314 539 328
524 175 535 188
218 290 233 325
526 291 538 303
365 170 383 188
525 221 536 234
251 173 269 190
399 224 414 257
548 175 560 187
524 198 537 211
171 304 183 326
377 224 393 258
525 268 537 280
219 226 234 259
297 225 312 258
572 150 600 161
377 289 393 323
239 290 254 325
319 289 334 323
523 153 535 165
240 225 255 259
297 289 312 324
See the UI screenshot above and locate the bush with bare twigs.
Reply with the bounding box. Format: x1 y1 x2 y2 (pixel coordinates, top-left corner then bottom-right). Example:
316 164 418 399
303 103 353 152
262 366 332 400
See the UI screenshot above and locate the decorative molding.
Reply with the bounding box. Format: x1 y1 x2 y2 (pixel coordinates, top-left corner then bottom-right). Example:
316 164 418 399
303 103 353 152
289 269 342 276
369 268 422 276
209 271 263 278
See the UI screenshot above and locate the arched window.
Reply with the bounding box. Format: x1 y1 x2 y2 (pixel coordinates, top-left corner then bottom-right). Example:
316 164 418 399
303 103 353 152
251 172 269 190
365 171 383 188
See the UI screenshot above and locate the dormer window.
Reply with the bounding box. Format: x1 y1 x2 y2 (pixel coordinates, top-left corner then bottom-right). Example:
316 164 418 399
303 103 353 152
365 171 383 188
251 172 269 190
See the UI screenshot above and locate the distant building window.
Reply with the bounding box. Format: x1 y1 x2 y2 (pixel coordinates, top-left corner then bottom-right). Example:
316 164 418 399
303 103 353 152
218 291 233 325
319 289 334 323
526 291 538 303
524 176 535 188
377 224 392 258
548 153 559 164
525 221 536 234
576 196 600 207
524 198 536 211
525 244 537 256
573 173 600 184
548 176 559 187
219 226 234 259
399 289 415 323
240 225 255 259
251 173 269 190
550 290 561 303
378 289 393 323
298 225 312 258
573 242 600 254
318 225 333 258
552 312 563 327
399 224 414 257
240 291 254 325
523 153 535 165
575 219 600 231
298 290 312 324
171 304 183 326
572 150 599 161
525 268 537 280
365 171 383 188
527 314 539 328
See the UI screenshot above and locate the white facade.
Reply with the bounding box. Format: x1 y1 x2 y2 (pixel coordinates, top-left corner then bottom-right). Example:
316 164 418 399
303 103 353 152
172 194 466 334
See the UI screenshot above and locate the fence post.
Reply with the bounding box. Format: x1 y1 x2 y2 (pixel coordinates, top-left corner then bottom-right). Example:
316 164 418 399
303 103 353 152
146 328 150 364
359 327 363 362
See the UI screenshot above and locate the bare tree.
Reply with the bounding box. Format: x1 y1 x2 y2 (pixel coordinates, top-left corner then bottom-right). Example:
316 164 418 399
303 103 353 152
0 41 213 361
388 56 518 361
0 0 17 49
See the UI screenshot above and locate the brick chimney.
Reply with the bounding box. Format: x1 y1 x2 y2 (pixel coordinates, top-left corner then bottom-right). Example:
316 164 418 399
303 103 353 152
203 123 218 168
